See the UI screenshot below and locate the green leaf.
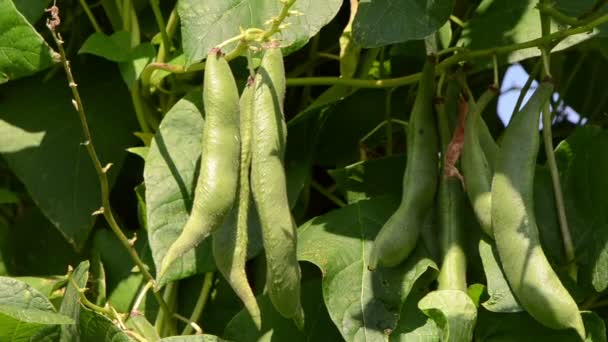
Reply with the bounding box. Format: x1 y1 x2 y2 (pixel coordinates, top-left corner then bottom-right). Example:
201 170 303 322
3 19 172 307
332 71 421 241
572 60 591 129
328 154 406 203
0 188 18 204
0 59 137 249
389 271 441 341
0 0 56 83
458 0 595 66
223 279 342 341
0 276 73 341
79 32 156 88
478 237 521 313
125 313 160 342
177 0 341 65
79 32 133 62
0 207 81 276
352 0 454 48
78 306 133 341
144 91 263 287
57 261 90 340
0 277 73 324
316 89 396 166
14 276 66 298
554 126 608 292
475 309 605 341
418 290 477 342
297 197 438 341
13 0 52 24
0 120 45 153
160 335 228 342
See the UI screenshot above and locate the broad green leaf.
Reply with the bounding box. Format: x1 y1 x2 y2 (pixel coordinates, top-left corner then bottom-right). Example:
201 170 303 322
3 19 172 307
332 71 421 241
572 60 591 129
352 0 454 48
0 277 73 324
0 188 18 204
78 306 133 341
197 275 252 336
316 89 401 167
458 0 596 66
79 32 156 88
224 279 342 342
329 154 406 203
14 276 66 298
0 120 45 153
389 271 440 341
144 91 263 287
0 59 137 249
13 0 52 24
475 309 605 341
554 126 608 292
0 277 73 341
125 313 160 342
478 238 521 313
0 0 56 83
297 197 438 341
160 336 228 342
418 290 477 342
57 261 90 341
177 0 341 65
79 32 133 62
0 207 81 276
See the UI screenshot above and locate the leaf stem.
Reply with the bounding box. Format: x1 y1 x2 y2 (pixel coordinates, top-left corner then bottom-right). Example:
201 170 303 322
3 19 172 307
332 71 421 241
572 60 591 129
310 180 346 207
45 8 172 321
78 0 103 33
182 272 214 335
150 0 172 59
539 1 577 280
287 12 608 88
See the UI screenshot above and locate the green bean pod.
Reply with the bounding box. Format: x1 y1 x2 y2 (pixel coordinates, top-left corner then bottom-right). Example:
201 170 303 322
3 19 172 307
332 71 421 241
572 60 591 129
158 50 241 282
369 59 438 270
461 88 498 237
251 46 304 326
491 81 585 339
212 82 261 329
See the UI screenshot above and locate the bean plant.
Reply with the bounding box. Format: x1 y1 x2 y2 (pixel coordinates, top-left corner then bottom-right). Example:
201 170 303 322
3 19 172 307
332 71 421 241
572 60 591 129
1 0 608 341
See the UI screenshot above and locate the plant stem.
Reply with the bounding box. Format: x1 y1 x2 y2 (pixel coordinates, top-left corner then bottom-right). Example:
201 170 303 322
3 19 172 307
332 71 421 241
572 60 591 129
45 12 172 321
311 180 346 207
182 272 214 335
287 12 608 88
263 0 297 40
78 0 103 33
539 1 577 280
150 0 172 59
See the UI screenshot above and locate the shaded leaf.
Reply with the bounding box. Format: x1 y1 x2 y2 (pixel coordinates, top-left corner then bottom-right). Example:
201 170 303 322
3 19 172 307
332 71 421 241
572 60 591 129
352 0 454 48
297 197 438 341
13 0 52 24
224 279 342 342
0 0 56 83
0 206 81 276
328 154 405 203
0 188 18 204
458 0 595 66
178 0 341 65
475 309 605 341
0 59 137 249
554 126 608 292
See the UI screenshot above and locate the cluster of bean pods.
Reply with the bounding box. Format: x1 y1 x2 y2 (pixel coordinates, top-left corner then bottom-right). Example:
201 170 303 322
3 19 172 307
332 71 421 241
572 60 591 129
158 45 303 329
370 58 586 340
